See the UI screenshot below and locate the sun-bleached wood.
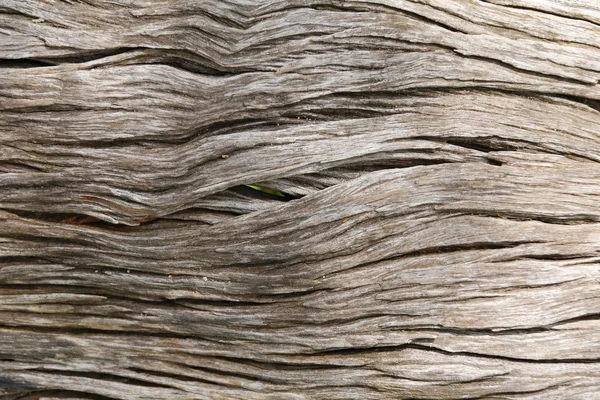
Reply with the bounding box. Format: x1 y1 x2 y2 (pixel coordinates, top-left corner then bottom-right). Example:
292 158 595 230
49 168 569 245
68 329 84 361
1 0 599 399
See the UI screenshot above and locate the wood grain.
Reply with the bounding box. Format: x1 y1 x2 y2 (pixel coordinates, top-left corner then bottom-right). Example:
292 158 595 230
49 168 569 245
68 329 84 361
1 0 599 398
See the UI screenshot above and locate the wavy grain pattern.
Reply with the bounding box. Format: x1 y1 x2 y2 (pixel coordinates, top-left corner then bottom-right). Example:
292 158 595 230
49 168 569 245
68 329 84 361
1 0 599 399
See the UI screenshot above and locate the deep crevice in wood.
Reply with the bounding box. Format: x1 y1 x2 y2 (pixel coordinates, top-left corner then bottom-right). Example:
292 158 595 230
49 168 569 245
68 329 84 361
2 390 121 400
26 370 170 389
479 0 600 29
406 343 600 364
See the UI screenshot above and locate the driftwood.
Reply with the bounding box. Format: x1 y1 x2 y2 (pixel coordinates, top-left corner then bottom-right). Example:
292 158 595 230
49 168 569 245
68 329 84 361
1 0 600 398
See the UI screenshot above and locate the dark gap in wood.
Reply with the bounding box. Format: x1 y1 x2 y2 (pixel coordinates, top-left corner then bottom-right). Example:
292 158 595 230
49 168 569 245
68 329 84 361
410 135 599 165
167 207 243 218
0 256 50 265
440 137 508 153
453 53 591 85
485 158 503 166
0 8 69 29
320 238 521 279
3 390 120 400
478 0 600 29
297 90 477 120
314 89 427 101
231 185 299 201
393 241 539 259
449 209 600 225
233 32 335 54
351 2 463 33
399 326 552 336
131 56 242 76
178 356 349 371
320 88 597 112
0 284 168 305
127 367 229 385
180 118 281 144
0 49 154 70
197 9 247 29
203 287 327 301
0 375 37 395
0 284 163 307
0 162 45 172
105 48 254 75
552 94 600 113
408 337 436 344
0 209 111 227
309 343 412 356
285 108 387 120
24 116 275 146
401 385 560 400
1 234 94 248
0 265 193 283
337 158 454 170
171 283 326 304
563 260 600 267
158 217 225 226
0 324 212 341
262 1 414 17
26 369 169 389
551 313 600 326
440 294 505 304
406 343 600 364
32 48 143 65
97 217 213 231
174 299 275 308
449 385 564 400
0 323 206 341
0 7 47 20
162 363 288 385
307 4 375 13
54 291 282 310
509 254 598 261
0 59 56 69
290 313 424 328
3 104 100 113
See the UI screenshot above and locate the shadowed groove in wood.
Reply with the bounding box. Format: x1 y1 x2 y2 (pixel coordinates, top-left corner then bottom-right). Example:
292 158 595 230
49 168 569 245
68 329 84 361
1 0 600 399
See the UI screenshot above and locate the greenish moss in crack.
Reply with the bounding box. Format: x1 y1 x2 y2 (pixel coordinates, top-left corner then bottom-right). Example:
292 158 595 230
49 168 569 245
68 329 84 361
244 184 286 197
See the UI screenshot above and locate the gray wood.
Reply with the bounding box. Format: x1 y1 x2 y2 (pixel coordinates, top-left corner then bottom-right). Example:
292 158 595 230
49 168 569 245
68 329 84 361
0 0 599 399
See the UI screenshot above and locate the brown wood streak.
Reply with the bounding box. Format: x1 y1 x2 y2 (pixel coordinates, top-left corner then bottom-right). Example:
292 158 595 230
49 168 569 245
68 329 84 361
0 0 599 399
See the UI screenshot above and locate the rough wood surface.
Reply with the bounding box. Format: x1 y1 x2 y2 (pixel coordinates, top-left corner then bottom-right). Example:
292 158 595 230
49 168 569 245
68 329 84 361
1 0 600 399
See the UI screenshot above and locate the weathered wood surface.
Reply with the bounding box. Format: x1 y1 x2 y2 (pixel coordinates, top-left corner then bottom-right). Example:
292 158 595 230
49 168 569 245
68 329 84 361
1 0 600 398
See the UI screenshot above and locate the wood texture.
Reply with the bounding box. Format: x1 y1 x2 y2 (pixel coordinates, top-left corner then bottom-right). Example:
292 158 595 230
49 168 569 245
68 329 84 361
1 0 599 398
